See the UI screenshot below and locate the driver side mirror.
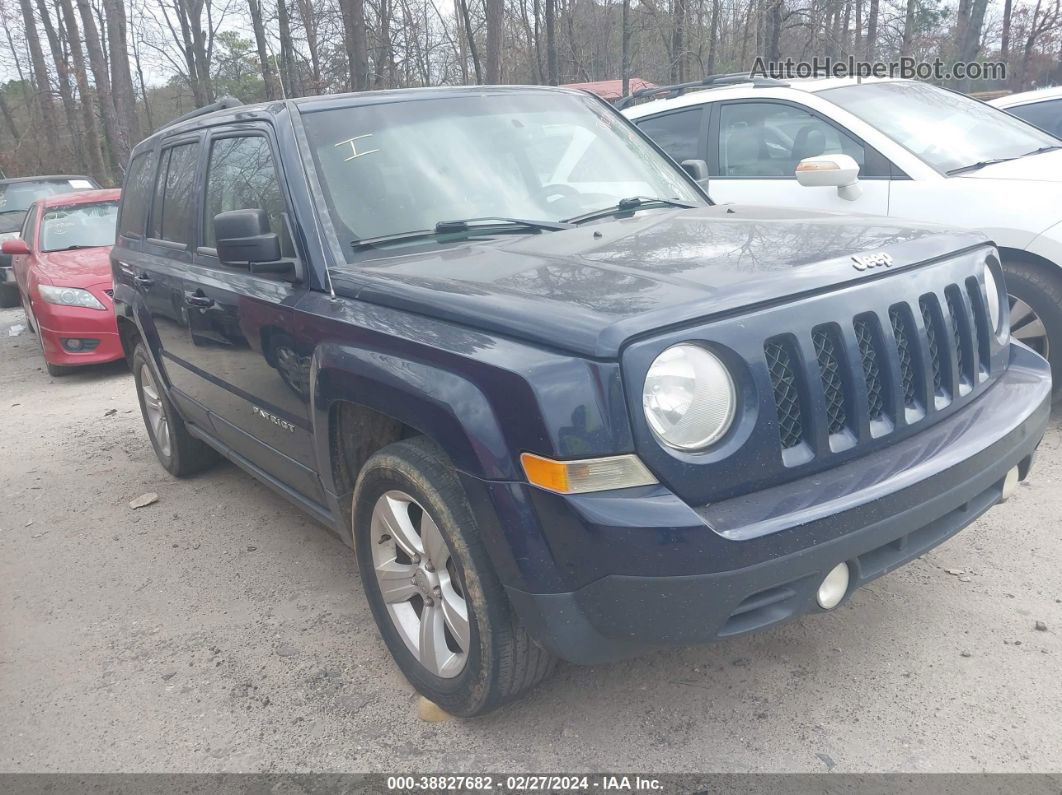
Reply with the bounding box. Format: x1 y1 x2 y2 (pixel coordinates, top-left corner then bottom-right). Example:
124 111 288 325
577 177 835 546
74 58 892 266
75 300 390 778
1 238 30 255
214 209 281 267
681 159 709 183
795 154 862 201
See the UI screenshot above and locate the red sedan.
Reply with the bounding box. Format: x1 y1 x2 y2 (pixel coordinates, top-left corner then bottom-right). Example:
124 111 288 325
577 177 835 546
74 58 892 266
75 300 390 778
1 189 123 376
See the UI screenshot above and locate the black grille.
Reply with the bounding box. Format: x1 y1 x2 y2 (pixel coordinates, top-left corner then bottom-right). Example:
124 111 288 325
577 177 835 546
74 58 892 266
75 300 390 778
761 280 994 461
764 340 803 449
854 317 885 421
945 290 968 385
889 306 919 409
919 297 945 395
812 326 847 435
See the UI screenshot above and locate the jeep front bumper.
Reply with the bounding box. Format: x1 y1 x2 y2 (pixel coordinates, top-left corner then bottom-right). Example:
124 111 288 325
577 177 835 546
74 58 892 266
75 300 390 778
494 343 1050 664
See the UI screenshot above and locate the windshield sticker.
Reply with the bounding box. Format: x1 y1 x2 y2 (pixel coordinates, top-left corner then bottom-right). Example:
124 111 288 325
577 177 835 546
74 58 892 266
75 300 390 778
335 134 379 161
68 179 94 189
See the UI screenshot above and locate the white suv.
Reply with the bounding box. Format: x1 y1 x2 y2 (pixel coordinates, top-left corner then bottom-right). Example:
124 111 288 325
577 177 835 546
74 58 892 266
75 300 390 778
623 76 1062 396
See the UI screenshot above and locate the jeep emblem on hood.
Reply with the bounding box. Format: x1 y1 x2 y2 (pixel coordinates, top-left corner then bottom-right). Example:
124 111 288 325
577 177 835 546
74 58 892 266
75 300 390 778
851 252 894 271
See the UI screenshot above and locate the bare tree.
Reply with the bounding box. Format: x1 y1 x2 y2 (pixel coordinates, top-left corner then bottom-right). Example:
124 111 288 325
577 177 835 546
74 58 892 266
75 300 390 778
105 0 141 144
18 0 62 164
247 0 280 98
76 0 128 171
485 0 502 82
340 0 370 90
56 0 109 182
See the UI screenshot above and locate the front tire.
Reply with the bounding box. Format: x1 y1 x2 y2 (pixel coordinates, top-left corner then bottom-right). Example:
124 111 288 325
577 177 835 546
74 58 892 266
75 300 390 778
132 344 217 477
1002 258 1062 401
353 437 556 716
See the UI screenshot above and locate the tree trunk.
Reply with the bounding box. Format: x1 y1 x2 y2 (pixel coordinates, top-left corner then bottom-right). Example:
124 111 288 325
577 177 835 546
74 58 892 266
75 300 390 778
0 91 21 141
959 0 989 63
671 0 687 82
1001 0 1013 62
865 0 879 59
707 0 720 72
247 0 280 99
35 0 78 166
76 0 127 173
457 0 482 83
296 0 322 93
545 0 557 84
104 0 141 146
18 0 62 165
339 0 370 90
57 0 108 183
621 0 631 94
485 0 503 83
900 0 916 56
277 0 301 96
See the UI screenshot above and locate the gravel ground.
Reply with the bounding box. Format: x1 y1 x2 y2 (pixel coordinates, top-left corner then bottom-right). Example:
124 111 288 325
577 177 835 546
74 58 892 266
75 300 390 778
1 301 1060 774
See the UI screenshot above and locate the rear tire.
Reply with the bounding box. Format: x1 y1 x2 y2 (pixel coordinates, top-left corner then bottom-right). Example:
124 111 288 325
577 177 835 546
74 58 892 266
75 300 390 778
1002 258 1062 401
353 437 556 716
132 343 218 477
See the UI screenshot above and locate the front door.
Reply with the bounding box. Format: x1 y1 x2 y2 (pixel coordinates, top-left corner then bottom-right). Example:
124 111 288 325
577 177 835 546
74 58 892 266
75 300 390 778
706 100 891 215
175 128 320 503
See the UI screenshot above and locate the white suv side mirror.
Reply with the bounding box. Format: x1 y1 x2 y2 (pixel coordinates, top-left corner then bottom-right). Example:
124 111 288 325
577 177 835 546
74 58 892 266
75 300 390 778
795 154 862 201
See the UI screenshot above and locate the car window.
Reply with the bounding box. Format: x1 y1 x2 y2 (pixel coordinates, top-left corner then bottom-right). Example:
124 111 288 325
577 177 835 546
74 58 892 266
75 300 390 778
39 201 119 252
717 102 865 178
823 82 1058 174
203 135 293 256
20 204 38 245
1008 99 1062 139
300 91 701 250
149 142 199 246
635 108 703 164
0 178 97 214
119 151 156 238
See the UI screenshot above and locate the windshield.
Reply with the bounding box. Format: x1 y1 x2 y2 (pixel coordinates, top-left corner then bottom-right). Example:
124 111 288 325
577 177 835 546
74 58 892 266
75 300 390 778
822 81 1059 174
299 91 703 253
0 178 96 214
39 201 119 252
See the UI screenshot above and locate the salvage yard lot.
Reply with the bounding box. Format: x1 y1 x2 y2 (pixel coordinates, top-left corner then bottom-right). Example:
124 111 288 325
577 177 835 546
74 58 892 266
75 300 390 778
1 300 1060 773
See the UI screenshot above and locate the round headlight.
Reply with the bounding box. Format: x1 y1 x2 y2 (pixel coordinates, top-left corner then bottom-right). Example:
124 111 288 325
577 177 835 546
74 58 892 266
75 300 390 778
642 344 736 451
984 261 1002 334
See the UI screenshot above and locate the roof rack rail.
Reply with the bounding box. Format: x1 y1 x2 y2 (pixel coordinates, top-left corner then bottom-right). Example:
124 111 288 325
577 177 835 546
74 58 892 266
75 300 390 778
157 96 244 132
615 73 788 109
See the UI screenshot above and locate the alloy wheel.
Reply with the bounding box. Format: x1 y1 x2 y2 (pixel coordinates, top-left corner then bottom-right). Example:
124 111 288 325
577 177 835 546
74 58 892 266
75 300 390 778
139 363 172 459
1009 294 1050 359
368 490 470 678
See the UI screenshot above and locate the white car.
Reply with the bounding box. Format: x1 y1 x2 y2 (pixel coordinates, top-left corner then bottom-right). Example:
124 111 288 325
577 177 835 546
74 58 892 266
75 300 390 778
989 85 1062 138
623 76 1062 396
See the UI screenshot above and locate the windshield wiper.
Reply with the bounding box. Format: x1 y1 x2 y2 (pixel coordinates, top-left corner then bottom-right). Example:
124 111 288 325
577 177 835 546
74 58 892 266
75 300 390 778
433 217 574 233
1022 144 1062 158
47 244 96 251
352 217 572 250
947 157 1019 175
563 196 697 225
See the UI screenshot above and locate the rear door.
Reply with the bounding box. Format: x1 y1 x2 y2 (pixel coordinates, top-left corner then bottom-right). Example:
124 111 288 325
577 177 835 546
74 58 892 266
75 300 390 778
174 125 320 502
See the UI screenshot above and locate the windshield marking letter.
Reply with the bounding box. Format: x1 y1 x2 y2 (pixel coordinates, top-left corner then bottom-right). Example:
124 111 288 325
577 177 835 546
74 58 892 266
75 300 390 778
335 134 379 161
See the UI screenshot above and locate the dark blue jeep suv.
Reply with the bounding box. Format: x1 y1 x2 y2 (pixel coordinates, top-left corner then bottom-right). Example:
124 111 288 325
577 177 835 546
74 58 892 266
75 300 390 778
111 86 1050 716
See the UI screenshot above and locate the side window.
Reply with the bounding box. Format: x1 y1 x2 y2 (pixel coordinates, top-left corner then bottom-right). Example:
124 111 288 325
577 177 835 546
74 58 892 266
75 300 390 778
20 205 38 246
149 142 199 246
203 135 292 257
119 150 156 238
636 108 703 164
716 102 865 178
1009 99 1062 138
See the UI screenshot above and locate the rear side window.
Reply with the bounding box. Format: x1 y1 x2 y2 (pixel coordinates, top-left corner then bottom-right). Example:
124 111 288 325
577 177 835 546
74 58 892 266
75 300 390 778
119 151 156 238
203 135 292 255
636 108 703 164
149 142 199 246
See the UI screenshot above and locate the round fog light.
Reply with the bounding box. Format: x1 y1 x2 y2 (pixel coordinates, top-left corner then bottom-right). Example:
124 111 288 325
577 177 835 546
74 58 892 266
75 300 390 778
817 562 850 609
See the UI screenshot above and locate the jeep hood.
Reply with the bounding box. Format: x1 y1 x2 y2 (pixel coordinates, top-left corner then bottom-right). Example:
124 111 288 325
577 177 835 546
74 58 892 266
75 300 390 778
329 205 987 358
